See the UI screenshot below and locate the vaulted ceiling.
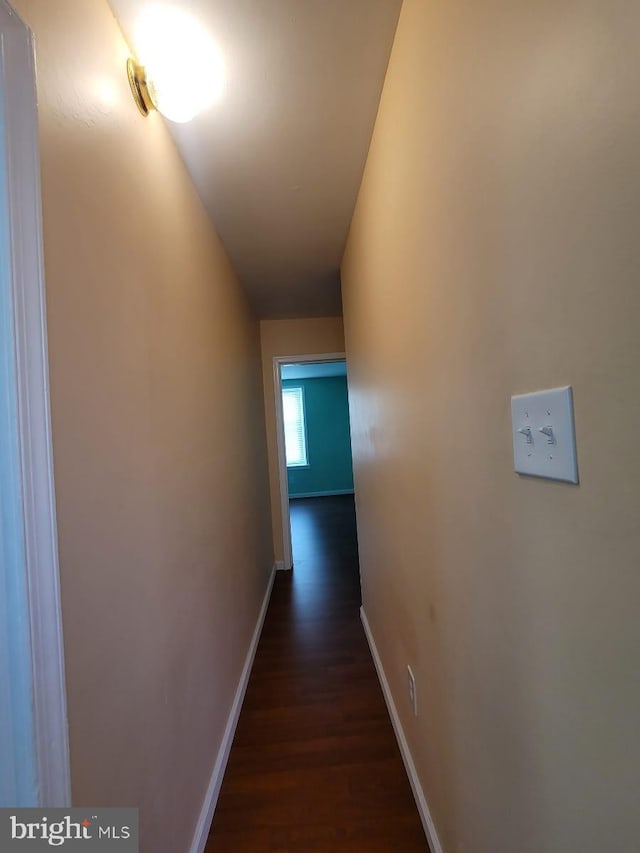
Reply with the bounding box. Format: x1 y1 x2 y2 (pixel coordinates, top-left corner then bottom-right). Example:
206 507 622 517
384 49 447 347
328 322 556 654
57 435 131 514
109 0 401 318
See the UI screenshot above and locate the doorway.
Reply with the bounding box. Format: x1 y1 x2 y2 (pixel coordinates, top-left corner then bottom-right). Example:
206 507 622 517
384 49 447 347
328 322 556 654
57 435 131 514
273 353 355 571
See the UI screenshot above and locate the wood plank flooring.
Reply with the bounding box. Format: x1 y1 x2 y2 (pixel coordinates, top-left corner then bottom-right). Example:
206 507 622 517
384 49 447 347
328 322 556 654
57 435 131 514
206 495 429 852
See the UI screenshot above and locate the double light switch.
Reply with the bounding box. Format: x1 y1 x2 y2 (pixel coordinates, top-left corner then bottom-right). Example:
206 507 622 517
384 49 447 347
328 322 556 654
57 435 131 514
511 386 578 483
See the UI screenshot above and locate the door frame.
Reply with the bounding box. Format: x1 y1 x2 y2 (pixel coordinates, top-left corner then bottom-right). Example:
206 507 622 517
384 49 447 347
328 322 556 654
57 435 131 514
273 352 346 571
0 0 71 806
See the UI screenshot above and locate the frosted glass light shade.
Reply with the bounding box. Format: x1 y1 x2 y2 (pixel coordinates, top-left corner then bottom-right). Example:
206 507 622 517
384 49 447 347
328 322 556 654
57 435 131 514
134 5 224 123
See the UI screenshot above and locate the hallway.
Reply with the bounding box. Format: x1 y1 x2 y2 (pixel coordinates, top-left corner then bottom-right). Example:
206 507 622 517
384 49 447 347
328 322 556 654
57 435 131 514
207 496 429 851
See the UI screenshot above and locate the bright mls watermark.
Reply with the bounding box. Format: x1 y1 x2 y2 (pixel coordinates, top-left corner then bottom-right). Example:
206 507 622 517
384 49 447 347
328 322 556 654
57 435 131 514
0 809 138 851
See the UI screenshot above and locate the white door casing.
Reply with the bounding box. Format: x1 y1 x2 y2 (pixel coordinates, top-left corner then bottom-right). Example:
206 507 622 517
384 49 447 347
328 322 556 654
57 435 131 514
0 0 71 807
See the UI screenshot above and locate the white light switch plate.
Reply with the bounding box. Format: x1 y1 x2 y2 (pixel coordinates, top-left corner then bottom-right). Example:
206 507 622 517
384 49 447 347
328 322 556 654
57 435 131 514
511 386 578 483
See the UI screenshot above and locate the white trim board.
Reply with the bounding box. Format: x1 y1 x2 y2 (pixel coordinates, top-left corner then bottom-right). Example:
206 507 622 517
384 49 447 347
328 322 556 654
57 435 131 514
360 607 444 853
272 352 347 571
289 489 355 499
189 564 277 853
0 0 70 806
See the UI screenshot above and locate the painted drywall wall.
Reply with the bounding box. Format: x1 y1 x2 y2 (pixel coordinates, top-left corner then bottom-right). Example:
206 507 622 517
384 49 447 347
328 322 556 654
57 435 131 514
10 0 272 849
283 376 354 497
341 1 640 852
260 317 345 563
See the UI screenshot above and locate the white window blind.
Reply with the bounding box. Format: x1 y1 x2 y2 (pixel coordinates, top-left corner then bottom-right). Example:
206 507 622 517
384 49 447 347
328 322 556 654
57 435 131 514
282 387 308 467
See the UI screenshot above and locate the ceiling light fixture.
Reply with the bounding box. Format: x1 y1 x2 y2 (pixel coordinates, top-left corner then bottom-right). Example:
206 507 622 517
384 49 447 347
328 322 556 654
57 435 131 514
127 4 224 124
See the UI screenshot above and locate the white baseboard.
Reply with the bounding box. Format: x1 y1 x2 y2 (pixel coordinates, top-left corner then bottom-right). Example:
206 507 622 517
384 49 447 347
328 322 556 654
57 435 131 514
289 489 355 499
189 565 276 853
274 560 286 571
360 607 444 853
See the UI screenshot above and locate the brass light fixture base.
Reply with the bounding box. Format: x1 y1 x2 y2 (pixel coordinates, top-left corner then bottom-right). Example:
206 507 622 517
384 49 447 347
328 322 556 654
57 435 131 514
127 58 156 117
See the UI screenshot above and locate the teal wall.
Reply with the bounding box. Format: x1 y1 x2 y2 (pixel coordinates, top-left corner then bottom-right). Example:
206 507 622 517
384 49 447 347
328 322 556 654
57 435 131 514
284 376 354 497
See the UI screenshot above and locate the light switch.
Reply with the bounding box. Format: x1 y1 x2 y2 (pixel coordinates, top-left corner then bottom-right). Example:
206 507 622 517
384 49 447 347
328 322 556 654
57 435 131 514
511 386 578 483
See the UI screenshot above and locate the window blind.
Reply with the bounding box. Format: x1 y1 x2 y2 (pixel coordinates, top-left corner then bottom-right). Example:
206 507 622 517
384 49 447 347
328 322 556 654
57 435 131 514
282 387 308 467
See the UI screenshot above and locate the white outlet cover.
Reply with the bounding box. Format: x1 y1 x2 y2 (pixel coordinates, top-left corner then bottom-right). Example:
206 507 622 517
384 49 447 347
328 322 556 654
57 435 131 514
511 386 578 484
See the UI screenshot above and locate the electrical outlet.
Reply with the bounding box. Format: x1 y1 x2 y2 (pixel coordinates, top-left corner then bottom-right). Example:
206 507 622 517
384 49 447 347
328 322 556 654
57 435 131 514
407 665 417 716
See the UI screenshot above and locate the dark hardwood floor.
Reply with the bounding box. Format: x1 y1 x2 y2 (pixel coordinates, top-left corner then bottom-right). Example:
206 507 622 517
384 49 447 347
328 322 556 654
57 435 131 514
206 495 429 852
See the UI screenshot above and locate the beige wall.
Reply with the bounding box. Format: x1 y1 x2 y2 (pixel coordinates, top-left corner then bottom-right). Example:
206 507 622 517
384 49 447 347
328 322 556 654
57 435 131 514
12 1 272 850
342 1 640 852
259 317 345 563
